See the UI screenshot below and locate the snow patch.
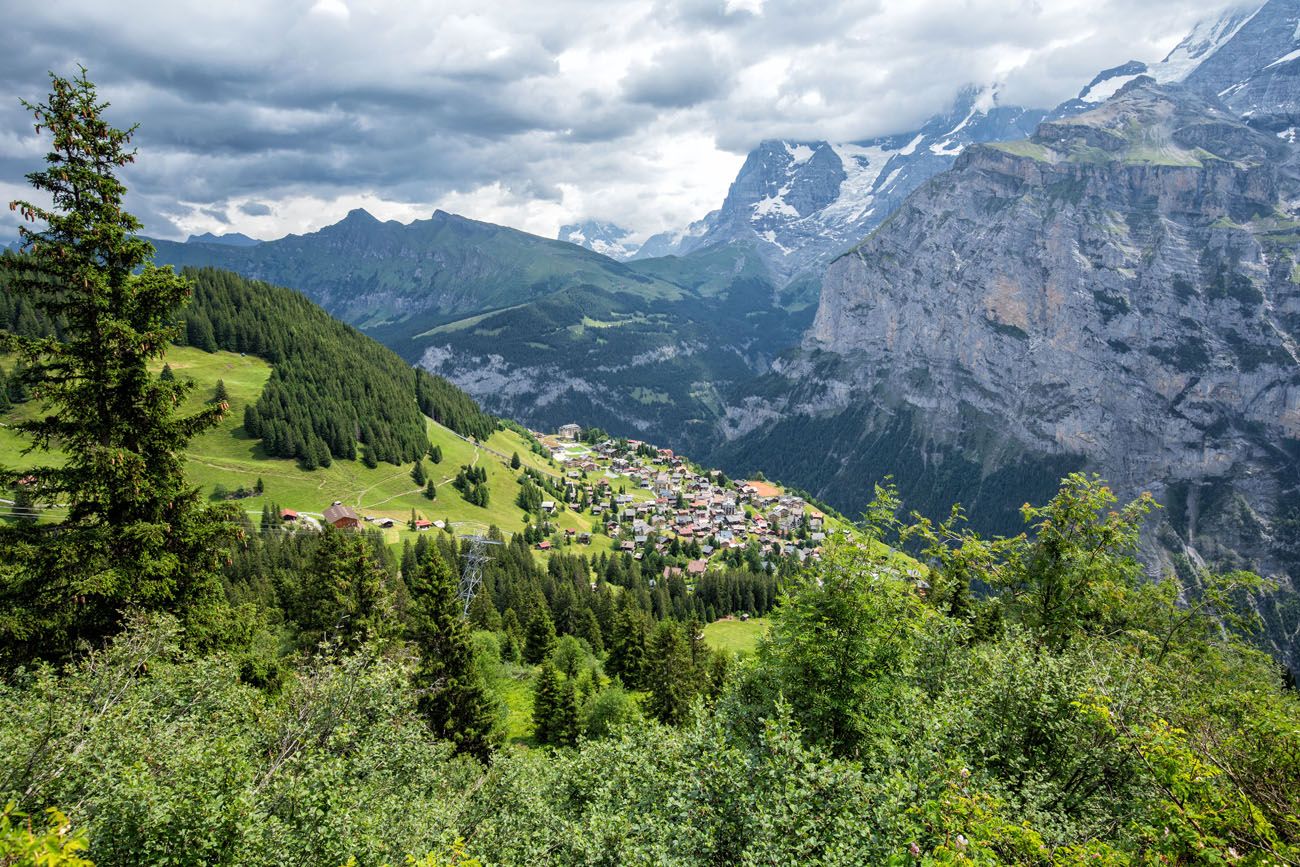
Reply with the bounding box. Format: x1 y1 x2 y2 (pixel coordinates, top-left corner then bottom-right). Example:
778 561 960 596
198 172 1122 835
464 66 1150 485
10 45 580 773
752 186 800 218
897 132 925 156
820 143 893 225
784 143 815 166
1266 47 1300 69
930 139 964 156
760 229 793 254
1081 73 1142 103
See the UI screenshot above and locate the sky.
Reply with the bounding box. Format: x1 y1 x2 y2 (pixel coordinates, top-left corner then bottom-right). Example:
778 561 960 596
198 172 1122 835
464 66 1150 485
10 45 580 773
0 0 1240 244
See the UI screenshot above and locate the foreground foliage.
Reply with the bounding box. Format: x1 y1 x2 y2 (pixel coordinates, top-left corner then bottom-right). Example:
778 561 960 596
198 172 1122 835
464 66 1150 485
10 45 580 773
2 476 1297 866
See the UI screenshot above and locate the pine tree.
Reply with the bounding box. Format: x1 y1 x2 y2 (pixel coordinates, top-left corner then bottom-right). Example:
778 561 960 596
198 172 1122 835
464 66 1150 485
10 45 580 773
405 542 499 761
524 604 556 664
554 677 581 747
606 599 649 689
298 527 393 650
425 479 437 500
212 378 228 403
532 661 562 744
159 362 175 382
429 444 443 464
412 460 427 486
0 69 236 662
645 620 695 725
510 451 521 470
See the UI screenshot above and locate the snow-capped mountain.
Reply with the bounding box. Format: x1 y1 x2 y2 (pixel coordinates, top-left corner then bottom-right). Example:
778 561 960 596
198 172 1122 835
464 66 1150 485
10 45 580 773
638 0 1300 287
1059 1 1292 120
632 86 1046 282
1179 0 1300 127
557 220 640 260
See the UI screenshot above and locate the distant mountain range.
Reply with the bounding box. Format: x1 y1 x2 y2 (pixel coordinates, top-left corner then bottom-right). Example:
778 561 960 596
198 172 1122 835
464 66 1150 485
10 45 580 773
149 209 806 459
557 221 641 259
184 231 261 247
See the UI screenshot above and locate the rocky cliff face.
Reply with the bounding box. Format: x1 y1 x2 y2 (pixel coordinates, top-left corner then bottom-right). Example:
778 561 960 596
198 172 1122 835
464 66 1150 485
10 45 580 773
724 80 1300 663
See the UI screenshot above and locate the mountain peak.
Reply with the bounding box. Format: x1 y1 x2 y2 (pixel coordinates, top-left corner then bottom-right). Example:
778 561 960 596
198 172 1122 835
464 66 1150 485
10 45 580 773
558 220 640 260
185 231 261 247
342 207 379 224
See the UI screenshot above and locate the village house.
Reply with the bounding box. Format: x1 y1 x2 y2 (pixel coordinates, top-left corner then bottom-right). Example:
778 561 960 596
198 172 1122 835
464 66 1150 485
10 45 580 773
323 502 360 530
557 422 581 440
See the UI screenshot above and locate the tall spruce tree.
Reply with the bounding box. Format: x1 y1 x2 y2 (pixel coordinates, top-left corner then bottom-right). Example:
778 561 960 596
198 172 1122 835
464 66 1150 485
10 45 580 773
524 604 556 664
405 542 499 761
531 660 562 745
645 619 696 725
0 69 236 662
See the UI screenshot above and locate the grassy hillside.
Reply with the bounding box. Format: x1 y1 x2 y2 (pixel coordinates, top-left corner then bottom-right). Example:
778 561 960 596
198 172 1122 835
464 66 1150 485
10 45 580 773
0 346 613 552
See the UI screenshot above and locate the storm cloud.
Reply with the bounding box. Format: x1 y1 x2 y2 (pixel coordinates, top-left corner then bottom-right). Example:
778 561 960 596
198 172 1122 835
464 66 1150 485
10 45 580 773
0 0 1238 243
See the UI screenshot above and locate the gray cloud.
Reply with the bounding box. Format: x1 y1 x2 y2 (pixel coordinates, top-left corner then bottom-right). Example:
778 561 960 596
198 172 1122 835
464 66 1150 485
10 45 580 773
0 0 1238 242
622 43 732 107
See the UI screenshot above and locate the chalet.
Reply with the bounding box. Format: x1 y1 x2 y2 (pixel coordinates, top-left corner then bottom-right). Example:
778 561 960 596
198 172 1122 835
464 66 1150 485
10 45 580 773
540 500 556 513
557 423 581 440
537 540 553 550
280 508 299 522
577 532 592 544
377 518 395 529
414 519 433 531
687 559 708 577
324 503 360 530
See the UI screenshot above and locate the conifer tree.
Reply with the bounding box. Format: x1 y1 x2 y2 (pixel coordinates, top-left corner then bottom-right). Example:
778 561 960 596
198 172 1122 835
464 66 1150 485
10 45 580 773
298 527 392 650
412 460 427 486
553 677 581 747
606 598 649 689
159 362 175 382
532 661 562 744
405 542 499 761
212 378 228 403
429 444 443 464
510 451 521 470
425 479 437 500
0 69 236 662
524 604 556 664
645 619 695 725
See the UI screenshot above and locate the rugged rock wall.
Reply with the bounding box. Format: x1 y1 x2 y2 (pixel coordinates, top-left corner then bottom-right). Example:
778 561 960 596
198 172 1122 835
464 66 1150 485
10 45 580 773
725 81 1300 665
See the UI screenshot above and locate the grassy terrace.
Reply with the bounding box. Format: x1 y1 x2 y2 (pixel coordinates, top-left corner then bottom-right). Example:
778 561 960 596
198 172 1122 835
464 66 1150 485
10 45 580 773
702 617 772 655
0 346 618 553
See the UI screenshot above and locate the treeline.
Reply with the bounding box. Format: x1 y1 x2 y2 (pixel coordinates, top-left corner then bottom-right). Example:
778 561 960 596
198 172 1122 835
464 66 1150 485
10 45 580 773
1 259 498 465
181 267 496 465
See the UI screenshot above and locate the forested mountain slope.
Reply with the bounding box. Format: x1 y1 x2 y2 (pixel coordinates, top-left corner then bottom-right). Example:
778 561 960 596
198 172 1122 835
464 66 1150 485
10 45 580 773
181 267 496 465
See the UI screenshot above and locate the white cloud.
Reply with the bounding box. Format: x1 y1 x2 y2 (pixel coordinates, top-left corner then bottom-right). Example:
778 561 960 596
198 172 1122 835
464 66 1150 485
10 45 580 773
309 0 350 21
0 0 1241 243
